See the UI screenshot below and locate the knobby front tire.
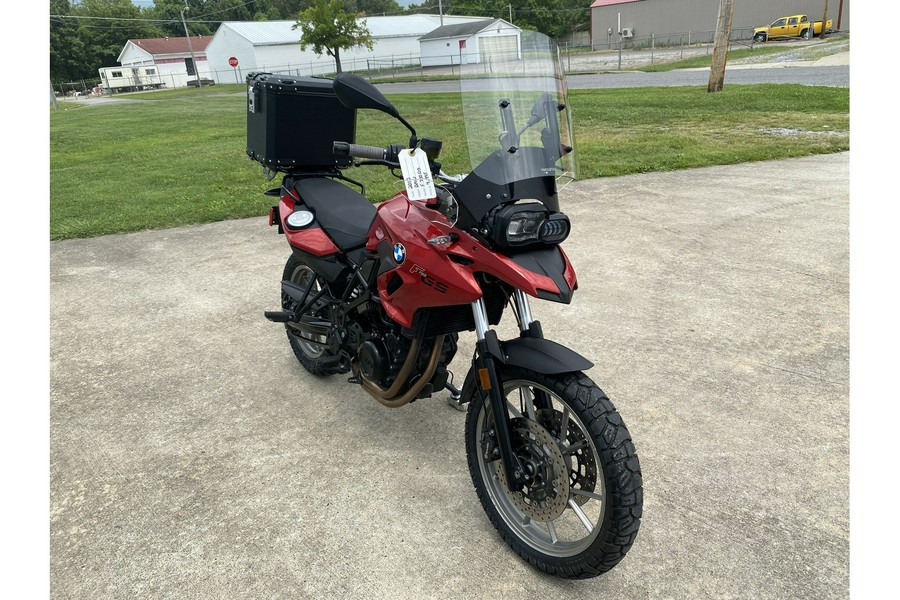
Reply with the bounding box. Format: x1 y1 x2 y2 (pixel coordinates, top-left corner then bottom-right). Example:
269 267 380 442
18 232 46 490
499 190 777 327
464 367 642 578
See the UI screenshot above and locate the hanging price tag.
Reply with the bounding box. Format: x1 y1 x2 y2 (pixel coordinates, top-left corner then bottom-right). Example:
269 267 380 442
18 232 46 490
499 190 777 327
398 148 436 201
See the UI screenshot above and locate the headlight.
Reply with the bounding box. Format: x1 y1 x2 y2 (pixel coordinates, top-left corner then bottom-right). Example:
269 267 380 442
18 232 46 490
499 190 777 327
506 210 545 244
539 213 570 243
487 203 570 251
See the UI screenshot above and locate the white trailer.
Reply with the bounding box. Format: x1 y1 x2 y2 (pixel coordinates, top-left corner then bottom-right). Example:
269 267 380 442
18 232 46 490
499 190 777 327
98 66 165 93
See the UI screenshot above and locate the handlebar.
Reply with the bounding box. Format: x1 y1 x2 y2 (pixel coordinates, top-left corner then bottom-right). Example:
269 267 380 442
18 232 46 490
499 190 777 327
333 141 406 163
333 140 455 179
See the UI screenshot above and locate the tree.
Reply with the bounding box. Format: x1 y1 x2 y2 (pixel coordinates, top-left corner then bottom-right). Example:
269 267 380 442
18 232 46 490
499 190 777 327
50 0 86 82
356 0 402 15
50 0 162 82
75 0 161 71
271 0 316 18
293 0 374 73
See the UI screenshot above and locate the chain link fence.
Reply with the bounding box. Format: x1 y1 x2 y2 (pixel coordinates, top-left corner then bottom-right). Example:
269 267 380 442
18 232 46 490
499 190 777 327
53 26 769 93
53 79 103 97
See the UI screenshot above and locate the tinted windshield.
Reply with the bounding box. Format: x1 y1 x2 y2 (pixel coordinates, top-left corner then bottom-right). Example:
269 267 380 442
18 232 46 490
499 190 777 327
449 29 576 229
459 29 577 182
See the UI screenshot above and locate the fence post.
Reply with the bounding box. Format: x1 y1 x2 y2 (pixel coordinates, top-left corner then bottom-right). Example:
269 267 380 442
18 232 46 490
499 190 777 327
681 34 684 58
651 33 655 64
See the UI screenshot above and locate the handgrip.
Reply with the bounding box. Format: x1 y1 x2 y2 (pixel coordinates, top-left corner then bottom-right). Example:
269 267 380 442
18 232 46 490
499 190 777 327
333 141 385 160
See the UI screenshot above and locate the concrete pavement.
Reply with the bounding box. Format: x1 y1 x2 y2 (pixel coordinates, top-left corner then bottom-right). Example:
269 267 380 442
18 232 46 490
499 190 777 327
50 153 849 598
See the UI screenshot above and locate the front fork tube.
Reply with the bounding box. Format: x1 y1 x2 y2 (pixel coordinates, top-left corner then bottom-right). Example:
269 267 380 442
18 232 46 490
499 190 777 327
512 290 552 413
472 294 545 492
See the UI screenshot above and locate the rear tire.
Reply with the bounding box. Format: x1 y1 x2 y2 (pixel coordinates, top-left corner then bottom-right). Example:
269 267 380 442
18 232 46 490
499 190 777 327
281 255 339 376
464 367 642 578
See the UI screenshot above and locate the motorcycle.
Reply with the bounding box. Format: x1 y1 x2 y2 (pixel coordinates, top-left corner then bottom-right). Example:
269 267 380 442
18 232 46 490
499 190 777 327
250 31 642 578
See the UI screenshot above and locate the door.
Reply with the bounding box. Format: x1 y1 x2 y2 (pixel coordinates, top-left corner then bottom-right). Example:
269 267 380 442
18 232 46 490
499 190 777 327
769 18 788 37
786 17 800 36
479 35 519 63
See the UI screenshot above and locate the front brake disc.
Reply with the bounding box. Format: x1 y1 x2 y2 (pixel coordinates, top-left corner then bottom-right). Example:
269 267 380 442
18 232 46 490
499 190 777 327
494 418 570 522
537 408 597 506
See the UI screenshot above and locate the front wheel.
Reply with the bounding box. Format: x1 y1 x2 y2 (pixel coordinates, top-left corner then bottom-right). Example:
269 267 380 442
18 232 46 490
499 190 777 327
753 32 767 43
464 367 642 578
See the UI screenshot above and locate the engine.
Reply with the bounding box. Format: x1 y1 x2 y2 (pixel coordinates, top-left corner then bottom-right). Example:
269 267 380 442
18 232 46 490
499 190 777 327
355 331 409 390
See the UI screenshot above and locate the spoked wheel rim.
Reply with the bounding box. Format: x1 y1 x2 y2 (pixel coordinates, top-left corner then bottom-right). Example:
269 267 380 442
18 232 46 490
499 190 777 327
475 379 607 557
284 263 326 359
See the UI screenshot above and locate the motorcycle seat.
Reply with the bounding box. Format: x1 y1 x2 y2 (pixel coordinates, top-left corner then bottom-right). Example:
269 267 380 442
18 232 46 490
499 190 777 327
293 177 376 251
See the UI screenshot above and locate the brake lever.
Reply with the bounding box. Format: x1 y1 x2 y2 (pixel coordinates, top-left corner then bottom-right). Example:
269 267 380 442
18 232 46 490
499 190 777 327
355 159 401 168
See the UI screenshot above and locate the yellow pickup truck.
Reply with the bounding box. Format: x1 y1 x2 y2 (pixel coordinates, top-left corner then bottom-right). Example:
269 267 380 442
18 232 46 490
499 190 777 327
753 15 833 43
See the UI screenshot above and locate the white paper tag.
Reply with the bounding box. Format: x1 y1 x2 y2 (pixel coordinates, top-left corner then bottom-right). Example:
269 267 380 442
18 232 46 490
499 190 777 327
398 148 436 201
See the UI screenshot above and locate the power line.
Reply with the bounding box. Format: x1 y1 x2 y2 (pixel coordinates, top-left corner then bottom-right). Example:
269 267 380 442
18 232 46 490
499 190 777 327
50 1 263 25
50 14 228 25
193 0 259 20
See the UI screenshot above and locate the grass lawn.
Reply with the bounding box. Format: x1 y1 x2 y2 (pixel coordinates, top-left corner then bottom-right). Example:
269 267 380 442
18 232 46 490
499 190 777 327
50 83 848 240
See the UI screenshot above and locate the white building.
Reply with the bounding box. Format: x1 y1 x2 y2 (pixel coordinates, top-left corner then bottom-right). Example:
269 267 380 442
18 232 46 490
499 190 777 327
419 19 520 67
204 15 491 82
98 65 164 93
115 36 213 89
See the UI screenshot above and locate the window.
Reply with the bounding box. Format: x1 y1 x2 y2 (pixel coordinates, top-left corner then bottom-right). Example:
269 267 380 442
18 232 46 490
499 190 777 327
145 68 156 75
773 19 787 27
801 16 809 23
111 71 123 78
788 18 798 25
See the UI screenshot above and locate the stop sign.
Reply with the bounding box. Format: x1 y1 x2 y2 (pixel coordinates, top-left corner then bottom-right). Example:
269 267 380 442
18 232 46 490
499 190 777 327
228 56 239 68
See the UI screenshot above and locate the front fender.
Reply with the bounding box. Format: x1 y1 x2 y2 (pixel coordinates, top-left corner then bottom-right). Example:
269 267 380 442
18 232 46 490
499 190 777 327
499 337 593 375
459 336 594 406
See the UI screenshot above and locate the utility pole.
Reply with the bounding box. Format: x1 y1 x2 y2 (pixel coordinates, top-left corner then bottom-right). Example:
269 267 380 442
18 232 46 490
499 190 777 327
617 13 622 70
820 0 830 39
439 0 443 27
508 4 513 24
50 80 59 112
707 0 735 93
180 1 201 88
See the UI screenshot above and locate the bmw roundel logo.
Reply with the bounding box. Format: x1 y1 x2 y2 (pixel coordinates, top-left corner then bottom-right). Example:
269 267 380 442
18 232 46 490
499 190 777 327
393 243 406 265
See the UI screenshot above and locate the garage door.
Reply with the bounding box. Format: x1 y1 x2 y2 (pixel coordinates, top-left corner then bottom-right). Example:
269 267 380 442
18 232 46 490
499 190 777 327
479 35 519 63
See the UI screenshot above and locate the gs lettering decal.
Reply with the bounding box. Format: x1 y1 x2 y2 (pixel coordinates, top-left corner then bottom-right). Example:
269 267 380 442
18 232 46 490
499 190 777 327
410 264 448 294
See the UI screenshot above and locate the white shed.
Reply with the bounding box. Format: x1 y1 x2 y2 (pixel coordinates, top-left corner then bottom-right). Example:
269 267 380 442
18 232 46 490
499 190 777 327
204 15 491 82
419 19 521 67
115 36 212 89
